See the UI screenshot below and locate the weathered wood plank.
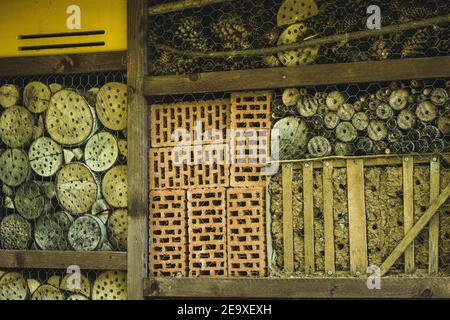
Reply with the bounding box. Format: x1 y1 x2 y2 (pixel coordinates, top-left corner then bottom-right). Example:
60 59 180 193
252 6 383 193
323 161 335 275
381 184 450 276
429 157 440 274
144 57 450 96
403 156 415 274
0 251 127 270
347 159 368 275
282 164 294 273
303 162 315 274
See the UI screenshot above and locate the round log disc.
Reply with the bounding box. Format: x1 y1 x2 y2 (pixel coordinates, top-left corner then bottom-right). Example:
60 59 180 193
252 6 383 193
352 112 369 131
68 214 107 251
85 132 119 172
356 137 374 153
307 136 331 157
49 83 63 95
397 109 416 130
24 81 51 113
368 120 388 141
277 0 318 26
92 271 127 300
35 212 73 250
431 88 448 105
376 103 394 120
0 106 33 148
107 209 128 251
326 91 345 111
118 140 127 159
0 149 30 187
334 142 353 156
67 294 89 300
282 88 300 107
277 23 319 67
272 116 309 160
438 116 450 134
389 89 409 110
324 112 340 129
56 163 98 215
416 101 437 122
102 165 127 208
29 137 63 177
0 84 19 109
60 273 91 298
337 103 355 121
96 83 128 131
297 96 318 117
0 214 31 250
46 90 94 145
32 284 65 300
0 272 28 300
388 129 403 143
335 122 357 142
15 182 47 220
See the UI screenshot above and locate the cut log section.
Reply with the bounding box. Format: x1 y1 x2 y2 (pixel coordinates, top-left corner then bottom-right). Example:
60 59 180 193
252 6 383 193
277 0 318 26
376 103 394 120
397 109 416 130
56 163 98 215
297 95 318 117
31 284 65 300
326 91 345 111
368 120 388 141
0 106 33 148
107 209 128 251
68 214 107 251
277 23 319 67
272 116 309 160
324 112 340 129
49 83 63 95
282 88 300 107
307 136 331 157
337 103 355 121
416 101 438 122
27 279 41 295
0 272 28 300
0 84 19 109
352 112 369 131
389 89 409 110
335 122 357 142
67 294 89 300
96 83 128 131
46 89 94 145
437 116 450 134
0 149 30 187
15 182 48 220
23 81 51 113
29 137 63 177
0 214 32 250
102 165 127 208
85 132 119 172
35 211 73 250
60 273 92 298
92 271 127 300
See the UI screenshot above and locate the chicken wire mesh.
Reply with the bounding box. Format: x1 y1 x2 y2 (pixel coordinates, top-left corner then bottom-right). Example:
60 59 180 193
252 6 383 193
147 0 450 76
0 72 128 252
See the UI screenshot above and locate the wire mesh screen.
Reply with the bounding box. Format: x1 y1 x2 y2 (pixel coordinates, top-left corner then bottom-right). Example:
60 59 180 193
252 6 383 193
148 0 450 75
0 72 128 252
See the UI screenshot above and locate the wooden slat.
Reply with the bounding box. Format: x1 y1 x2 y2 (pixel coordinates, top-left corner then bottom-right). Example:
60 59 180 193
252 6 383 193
282 164 294 273
144 57 450 96
403 156 415 274
323 161 335 275
144 277 450 298
303 162 315 274
347 159 367 275
429 157 440 274
0 52 126 77
0 251 127 270
381 184 450 276
127 0 149 300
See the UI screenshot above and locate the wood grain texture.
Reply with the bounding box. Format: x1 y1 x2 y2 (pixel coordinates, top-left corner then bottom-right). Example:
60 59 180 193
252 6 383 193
403 156 415 274
282 164 294 273
145 277 450 298
127 0 149 300
0 251 127 270
144 57 450 96
428 157 440 274
0 52 126 77
381 184 450 276
347 159 368 275
303 163 314 274
323 161 335 275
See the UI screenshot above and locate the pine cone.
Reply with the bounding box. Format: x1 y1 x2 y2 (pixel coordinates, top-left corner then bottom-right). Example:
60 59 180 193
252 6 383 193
398 2 437 22
402 28 430 57
212 15 251 50
370 37 392 60
175 17 209 52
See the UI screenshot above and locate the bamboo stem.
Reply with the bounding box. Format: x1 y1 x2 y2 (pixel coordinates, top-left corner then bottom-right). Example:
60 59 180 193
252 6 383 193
148 0 235 15
157 15 450 58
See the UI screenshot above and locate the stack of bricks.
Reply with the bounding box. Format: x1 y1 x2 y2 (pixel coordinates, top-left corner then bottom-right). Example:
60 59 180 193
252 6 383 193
149 92 271 277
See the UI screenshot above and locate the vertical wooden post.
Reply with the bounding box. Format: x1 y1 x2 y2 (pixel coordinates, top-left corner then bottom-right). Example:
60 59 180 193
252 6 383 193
127 0 149 300
282 164 294 273
402 156 415 274
303 162 314 274
429 156 440 274
347 159 367 276
323 161 335 275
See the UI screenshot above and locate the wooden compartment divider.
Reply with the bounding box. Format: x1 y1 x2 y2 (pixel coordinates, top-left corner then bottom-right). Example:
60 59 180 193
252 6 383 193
303 162 315 274
403 156 415 274
429 157 441 274
281 164 294 274
323 161 335 275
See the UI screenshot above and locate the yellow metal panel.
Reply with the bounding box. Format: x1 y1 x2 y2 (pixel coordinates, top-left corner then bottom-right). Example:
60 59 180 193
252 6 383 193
0 0 127 57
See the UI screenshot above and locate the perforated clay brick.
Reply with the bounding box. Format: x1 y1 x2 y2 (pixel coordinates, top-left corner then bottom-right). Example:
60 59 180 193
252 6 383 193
149 147 187 190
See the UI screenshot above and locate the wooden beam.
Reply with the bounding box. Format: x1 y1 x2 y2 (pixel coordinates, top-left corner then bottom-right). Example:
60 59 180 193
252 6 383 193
323 161 335 275
282 164 294 273
429 157 440 274
0 52 126 77
347 159 368 275
303 162 315 274
144 57 450 96
381 184 450 276
144 277 450 298
0 251 127 270
127 0 149 300
403 156 415 273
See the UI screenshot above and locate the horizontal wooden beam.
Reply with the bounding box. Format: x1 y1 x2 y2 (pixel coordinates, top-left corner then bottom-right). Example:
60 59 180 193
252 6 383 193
144 56 450 96
144 277 450 298
0 251 127 271
0 52 127 77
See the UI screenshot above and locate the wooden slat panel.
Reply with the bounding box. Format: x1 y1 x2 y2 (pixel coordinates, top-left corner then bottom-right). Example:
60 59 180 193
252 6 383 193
403 156 415 274
381 184 450 276
144 57 450 96
347 159 367 275
0 52 126 77
429 157 440 274
303 162 315 274
323 161 335 275
0 251 127 270
282 163 294 273
145 277 450 298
